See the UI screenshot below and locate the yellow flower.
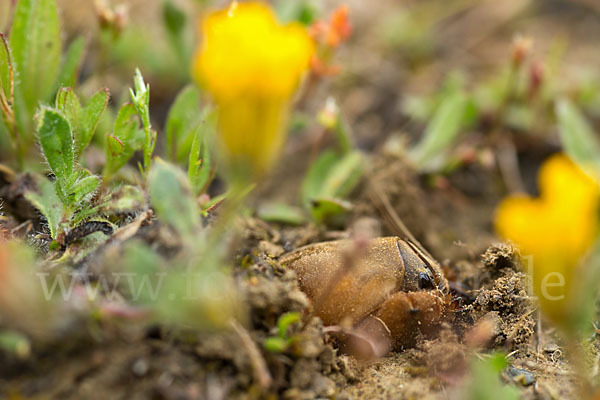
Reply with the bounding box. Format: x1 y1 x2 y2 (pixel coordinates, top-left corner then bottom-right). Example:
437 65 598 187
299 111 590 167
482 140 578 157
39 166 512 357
495 154 599 325
193 1 314 178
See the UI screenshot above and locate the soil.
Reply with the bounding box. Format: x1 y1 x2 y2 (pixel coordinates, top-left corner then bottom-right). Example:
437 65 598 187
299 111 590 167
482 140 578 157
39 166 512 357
2 0 600 399
0 151 588 399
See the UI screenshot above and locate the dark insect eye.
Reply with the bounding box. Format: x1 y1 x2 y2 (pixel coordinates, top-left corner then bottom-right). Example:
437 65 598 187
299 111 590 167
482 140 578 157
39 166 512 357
418 272 434 290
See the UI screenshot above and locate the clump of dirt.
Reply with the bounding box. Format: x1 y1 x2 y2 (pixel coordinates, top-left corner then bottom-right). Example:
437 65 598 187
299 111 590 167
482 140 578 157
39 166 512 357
192 285 341 399
482 242 523 279
416 324 468 383
0 222 350 400
468 243 536 350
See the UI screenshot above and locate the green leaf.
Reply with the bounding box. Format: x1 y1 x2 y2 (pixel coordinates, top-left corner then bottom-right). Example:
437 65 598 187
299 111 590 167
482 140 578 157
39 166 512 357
309 197 352 226
129 68 154 171
10 0 61 114
0 34 16 148
275 0 319 25
0 330 31 359
0 33 12 103
463 353 519 400
37 107 74 183
106 134 124 156
277 312 301 338
188 108 216 195
78 88 109 155
556 98 600 174
69 203 101 227
24 173 64 238
263 336 289 353
99 185 147 215
188 128 212 195
165 85 201 161
70 175 100 204
54 36 85 91
163 0 187 37
318 151 363 199
148 159 199 236
410 90 468 171
301 150 363 221
129 68 150 129
257 203 306 226
56 87 109 157
104 103 144 177
301 150 339 207
162 0 189 73
55 87 82 132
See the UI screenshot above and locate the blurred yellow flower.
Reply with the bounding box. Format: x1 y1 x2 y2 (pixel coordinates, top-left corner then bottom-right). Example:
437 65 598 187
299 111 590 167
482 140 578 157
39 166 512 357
193 1 314 178
495 154 599 324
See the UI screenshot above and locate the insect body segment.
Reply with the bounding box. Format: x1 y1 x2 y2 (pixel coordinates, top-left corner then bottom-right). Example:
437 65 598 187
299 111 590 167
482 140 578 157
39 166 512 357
280 237 449 352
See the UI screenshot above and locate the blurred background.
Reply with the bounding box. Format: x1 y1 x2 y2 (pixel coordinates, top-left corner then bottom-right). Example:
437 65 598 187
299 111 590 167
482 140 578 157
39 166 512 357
47 0 600 144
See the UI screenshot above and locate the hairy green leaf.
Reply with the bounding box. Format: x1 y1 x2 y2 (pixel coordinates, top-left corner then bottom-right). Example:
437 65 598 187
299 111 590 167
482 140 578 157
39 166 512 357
38 107 74 183
106 135 124 156
55 87 82 131
78 88 109 155
104 103 144 177
56 87 109 157
70 175 100 204
148 160 199 236
24 173 64 238
556 98 600 174
99 185 147 215
129 69 154 171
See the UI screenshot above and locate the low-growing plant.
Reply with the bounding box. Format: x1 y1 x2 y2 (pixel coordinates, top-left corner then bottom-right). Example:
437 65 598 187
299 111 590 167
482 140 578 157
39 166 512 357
263 312 302 353
301 98 363 226
29 105 104 242
164 85 216 195
0 0 85 167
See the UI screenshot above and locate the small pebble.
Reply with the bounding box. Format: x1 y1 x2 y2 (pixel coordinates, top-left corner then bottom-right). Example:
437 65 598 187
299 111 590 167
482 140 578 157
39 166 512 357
132 358 149 377
543 343 560 353
505 366 535 386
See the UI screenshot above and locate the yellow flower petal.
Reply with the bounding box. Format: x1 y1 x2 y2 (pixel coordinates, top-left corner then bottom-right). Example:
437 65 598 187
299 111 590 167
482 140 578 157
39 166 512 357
192 2 314 178
539 154 599 212
494 153 599 326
